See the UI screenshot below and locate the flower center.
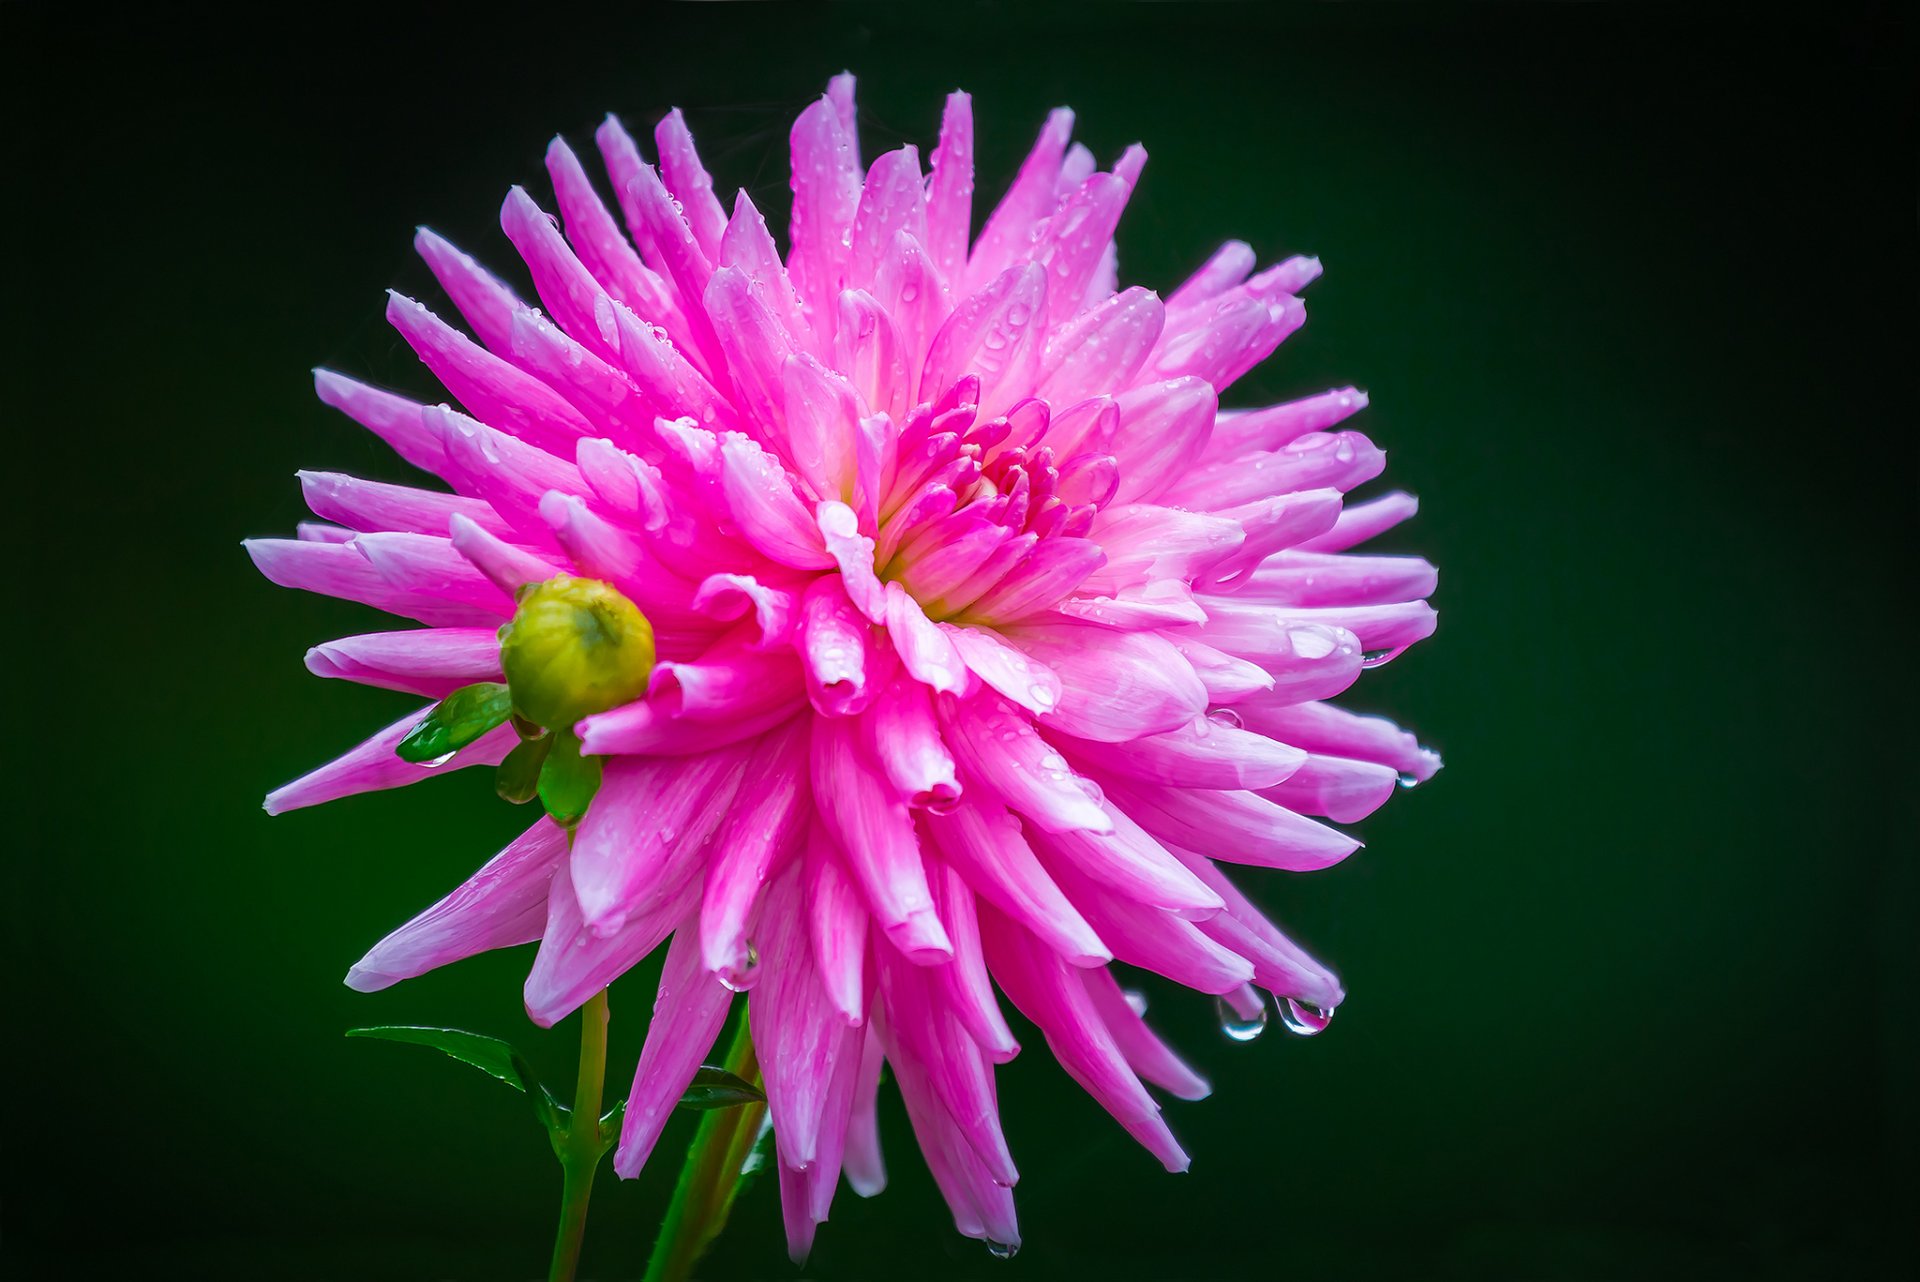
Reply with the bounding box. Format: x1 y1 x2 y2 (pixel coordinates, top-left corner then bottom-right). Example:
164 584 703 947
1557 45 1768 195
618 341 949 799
870 389 1110 623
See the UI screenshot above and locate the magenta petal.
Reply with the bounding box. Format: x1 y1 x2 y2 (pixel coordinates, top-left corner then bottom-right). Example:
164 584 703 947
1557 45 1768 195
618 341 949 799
612 918 733 1178
1082 968 1211 1101
1005 622 1206 743
1261 753 1403 824
698 719 811 987
1097 771 1360 872
346 818 567 991
980 903 1190 1173
305 627 504 699
262 705 515 815
811 715 952 962
940 696 1112 835
569 747 750 935
1058 715 1307 790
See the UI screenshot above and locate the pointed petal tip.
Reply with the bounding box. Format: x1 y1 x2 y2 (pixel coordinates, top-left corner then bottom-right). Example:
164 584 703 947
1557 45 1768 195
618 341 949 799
342 964 394 993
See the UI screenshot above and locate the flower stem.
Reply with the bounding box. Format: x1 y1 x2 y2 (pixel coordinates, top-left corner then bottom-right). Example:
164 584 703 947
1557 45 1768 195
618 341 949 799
548 987 610 1282
642 1010 766 1282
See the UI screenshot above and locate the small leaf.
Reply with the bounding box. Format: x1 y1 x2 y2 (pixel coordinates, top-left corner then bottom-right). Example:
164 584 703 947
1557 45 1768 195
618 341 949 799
599 1098 627 1151
348 1025 534 1091
396 683 513 763
677 1066 766 1111
496 733 553 804
538 729 603 827
349 1026 570 1135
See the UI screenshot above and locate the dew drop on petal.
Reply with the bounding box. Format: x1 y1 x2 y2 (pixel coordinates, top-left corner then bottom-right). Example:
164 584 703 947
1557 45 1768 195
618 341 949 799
1122 988 1148 1017
1397 772 1419 789
1207 708 1244 730
1215 994 1268 1042
422 751 457 768
1360 647 1396 668
986 1241 1019 1261
1278 997 1335 1037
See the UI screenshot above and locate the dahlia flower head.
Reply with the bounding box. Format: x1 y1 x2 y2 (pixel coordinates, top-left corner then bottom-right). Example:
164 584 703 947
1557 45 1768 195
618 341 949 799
250 74 1439 1257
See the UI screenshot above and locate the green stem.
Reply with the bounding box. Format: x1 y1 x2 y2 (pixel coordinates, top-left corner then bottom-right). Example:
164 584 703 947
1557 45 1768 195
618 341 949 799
548 988 611 1282
643 1011 766 1282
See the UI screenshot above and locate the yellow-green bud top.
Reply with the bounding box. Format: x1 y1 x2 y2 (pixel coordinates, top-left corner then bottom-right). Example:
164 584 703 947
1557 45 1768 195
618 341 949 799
498 575 655 731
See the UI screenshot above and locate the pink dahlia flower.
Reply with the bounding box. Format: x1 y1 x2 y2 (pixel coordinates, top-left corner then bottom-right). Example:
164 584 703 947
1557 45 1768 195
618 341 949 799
250 74 1438 1257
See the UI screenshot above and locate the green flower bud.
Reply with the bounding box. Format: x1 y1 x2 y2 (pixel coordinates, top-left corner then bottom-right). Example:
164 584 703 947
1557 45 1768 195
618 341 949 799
498 575 655 731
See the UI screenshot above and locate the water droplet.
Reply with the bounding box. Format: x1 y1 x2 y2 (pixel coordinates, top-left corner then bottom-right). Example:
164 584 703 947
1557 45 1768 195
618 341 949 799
986 1240 1019 1260
1215 995 1268 1042
1279 997 1334 1036
1397 772 1419 789
1360 647 1396 667
1207 708 1244 730
1122 988 1148 1017
422 751 457 768
718 942 761 992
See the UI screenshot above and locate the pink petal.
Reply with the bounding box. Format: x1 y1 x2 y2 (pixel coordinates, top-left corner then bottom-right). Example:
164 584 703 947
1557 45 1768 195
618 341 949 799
1261 753 1403 824
927 861 1020 1061
884 582 969 694
811 715 952 962
1240 699 1442 784
1082 968 1211 1101
939 695 1112 835
921 263 1048 419
797 576 886 716
864 674 961 812
612 918 734 1178
1297 490 1420 552
923 794 1109 967
699 719 812 988
305 626 504 699
804 825 870 1023
842 1029 889 1197
1097 772 1359 872
1057 714 1306 790
924 92 974 285
979 903 1189 1172
569 747 751 935
1003 622 1205 742
385 292 592 453
345 818 567 991
653 108 728 263
261 704 515 815
312 370 448 478
1205 386 1369 459
941 622 1062 716
1107 377 1219 505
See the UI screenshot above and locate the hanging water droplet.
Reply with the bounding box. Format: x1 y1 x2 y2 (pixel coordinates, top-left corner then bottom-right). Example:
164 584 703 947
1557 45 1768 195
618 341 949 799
1397 772 1419 789
985 1240 1019 1261
718 941 761 992
1214 994 1268 1042
1360 647 1396 667
1122 988 1148 1017
422 751 457 768
1278 997 1334 1036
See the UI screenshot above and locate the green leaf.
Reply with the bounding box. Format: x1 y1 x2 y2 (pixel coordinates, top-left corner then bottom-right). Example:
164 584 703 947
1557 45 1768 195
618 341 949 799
347 1025 568 1133
496 732 553 804
677 1066 766 1111
538 729 603 827
396 683 513 763
348 1025 533 1089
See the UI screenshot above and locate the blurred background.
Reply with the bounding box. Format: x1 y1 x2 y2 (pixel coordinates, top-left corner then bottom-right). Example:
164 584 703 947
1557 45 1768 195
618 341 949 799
7 3 1913 1278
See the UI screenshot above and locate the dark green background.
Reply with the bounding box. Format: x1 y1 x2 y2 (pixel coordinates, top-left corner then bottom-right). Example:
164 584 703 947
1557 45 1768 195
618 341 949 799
8 3 1913 1278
